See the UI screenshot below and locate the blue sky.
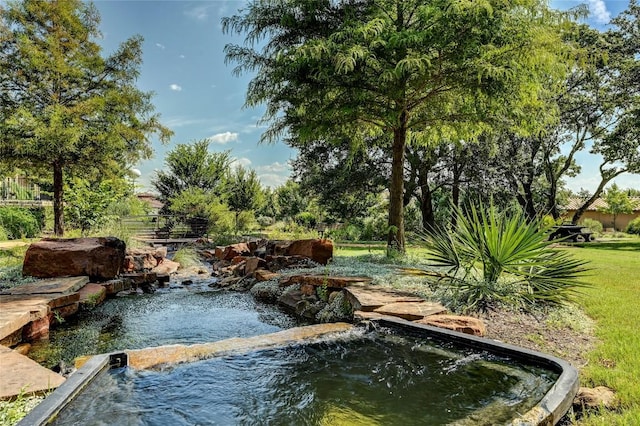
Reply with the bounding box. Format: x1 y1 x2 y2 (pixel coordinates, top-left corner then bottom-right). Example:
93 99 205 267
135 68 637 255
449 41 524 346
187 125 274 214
92 0 640 193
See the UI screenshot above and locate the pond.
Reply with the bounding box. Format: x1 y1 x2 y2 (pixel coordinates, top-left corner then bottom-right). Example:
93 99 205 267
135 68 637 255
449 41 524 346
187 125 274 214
29 279 302 368
49 328 558 426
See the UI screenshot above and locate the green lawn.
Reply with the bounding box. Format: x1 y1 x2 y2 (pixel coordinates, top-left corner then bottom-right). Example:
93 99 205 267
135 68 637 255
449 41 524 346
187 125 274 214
567 239 640 424
337 238 640 424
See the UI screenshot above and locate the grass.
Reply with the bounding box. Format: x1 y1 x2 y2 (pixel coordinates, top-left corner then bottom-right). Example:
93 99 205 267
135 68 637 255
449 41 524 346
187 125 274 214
565 238 640 424
337 238 640 424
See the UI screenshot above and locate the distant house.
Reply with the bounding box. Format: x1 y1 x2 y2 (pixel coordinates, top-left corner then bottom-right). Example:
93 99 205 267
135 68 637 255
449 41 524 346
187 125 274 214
136 192 164 214
564 197 640 231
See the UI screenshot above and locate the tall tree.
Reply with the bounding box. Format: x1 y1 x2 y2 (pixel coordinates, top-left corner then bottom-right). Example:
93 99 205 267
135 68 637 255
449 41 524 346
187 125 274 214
152 139 232 209
224 0 574 252
567 7 640 223
599 183 638 231
0 0 171 235
227 165 264 231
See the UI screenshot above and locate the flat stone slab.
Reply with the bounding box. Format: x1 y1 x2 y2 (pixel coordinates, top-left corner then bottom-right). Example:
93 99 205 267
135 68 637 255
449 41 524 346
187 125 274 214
0 345 65 399
1 276 89 296
279 275 372 289
125 322 353 370
373 301 447 321
0 293 80 342
78 284 107 306
345 286 424 312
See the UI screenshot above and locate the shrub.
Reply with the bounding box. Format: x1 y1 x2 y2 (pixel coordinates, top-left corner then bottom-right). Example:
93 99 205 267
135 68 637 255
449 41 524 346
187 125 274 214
581 218 603 234
0 225 8 241
294 211 317 229
626 217 640 235
422 201 589 312
172 247 201 269
0 207 41 239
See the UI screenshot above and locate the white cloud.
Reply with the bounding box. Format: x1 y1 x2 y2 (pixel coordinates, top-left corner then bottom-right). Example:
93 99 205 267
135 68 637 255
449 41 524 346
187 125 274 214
179 54 185 59
258 173 289 188
155 43 165 50
588 0 611 23
256 162 289 173
184 5 213 21
207 131 238 144
170 84 182 92
232 157 252 168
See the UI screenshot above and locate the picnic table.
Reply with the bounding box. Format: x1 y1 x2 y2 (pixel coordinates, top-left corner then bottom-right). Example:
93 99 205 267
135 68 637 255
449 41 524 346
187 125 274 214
548 224 595 242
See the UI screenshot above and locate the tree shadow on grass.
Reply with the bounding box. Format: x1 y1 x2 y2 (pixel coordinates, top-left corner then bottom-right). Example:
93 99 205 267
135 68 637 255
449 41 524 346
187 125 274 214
573 241 640 251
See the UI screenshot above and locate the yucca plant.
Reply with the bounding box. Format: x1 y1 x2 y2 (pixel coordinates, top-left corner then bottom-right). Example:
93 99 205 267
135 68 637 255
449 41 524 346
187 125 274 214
421 201 589 311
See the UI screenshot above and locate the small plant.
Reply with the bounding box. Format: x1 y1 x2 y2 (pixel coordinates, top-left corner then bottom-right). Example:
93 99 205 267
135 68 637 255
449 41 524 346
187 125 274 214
53 311 65 325
0 387 43 424
422 201 589 312
626 217 640 235
0 207 41 239
581 218 603 234
172 247 201 269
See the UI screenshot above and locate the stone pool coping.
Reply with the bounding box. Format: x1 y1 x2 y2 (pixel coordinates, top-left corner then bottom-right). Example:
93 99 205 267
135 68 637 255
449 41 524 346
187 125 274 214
18 319 578 426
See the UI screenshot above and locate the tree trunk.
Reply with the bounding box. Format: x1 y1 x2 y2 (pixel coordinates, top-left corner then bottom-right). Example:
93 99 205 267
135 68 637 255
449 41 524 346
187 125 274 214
418 165 435 232
387 124 407 253
53 161 64 236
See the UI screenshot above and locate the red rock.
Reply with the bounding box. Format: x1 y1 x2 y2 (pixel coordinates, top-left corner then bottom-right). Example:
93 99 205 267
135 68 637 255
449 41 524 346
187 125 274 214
279 275 370 289
222 243 251 261
415 315 487 337
51 302 79 321
373 301 447 321
245 257 267 276
78 283 107 307
300 284 316 296
23 316 50 341
231 256 247 265
254 269 280 282
285 239 333 265
124 247 167 272
214 246 225 260
22 237 125 280
122 272 158 285
152 259 179 275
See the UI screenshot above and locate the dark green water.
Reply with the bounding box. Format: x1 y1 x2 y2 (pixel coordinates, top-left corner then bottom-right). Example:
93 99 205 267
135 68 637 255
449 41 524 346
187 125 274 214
29 280 301 368
51 329 557 426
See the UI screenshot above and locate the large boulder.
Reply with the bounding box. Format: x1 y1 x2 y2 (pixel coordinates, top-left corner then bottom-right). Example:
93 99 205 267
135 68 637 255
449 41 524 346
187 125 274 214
284 239 333 265
23 237 126 280
123 247 167 272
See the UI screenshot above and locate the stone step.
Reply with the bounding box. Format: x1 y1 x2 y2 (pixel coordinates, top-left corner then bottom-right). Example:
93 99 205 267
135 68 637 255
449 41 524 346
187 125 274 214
373 301 447 321
345 285 424 312
0 276 89 296
0 345 65 400
78 284 107 307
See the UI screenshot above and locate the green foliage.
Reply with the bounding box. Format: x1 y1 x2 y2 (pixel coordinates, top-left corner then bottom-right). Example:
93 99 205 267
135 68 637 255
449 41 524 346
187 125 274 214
423 201 589 311
0 0 172 235
599 184 638 230
274 181 307 220
224 0 576 252
581 218 603 234
168 188 234 236
172 247 201 270
227 165 264 230
152 140 231 208
105 194 151 218
294 211 317 229
0 224 8 241
0 388 43 425
64 178 124 235
626 217 640 235
0 207 41 239
236 210 258 232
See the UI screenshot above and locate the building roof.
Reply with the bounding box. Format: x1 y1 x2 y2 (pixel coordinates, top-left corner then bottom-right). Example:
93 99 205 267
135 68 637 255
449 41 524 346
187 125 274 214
564 197 640 211
136 193 164 210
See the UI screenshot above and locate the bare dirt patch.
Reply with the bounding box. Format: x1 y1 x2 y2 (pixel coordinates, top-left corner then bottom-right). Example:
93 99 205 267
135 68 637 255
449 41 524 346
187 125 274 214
478 308 597 368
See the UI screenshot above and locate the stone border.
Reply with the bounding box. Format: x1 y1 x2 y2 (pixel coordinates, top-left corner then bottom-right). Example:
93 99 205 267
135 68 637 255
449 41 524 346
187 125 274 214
373 316 579 426
16 353 124 426
18 320 578 426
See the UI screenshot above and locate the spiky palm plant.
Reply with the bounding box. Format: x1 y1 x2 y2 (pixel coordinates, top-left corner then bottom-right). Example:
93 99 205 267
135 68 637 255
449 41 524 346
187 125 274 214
422 202 589 311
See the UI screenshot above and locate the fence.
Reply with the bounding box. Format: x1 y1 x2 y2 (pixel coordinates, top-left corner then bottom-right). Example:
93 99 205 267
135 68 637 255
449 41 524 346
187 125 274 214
120 215 209 241
0 176 52 207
